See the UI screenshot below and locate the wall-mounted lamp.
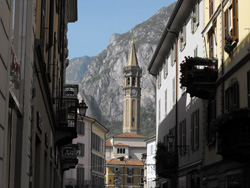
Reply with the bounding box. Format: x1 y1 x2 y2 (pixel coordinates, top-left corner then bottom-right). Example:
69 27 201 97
167 132 189 154
79 100 88 119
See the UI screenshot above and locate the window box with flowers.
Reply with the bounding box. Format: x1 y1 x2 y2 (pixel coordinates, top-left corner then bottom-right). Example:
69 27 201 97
180 56 218 99
224 34 237 54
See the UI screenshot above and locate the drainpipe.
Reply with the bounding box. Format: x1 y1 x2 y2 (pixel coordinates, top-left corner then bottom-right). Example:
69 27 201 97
175 35 179 188
167 28 178 188
60 0 66 107
221 0 225 115
90 119 96 187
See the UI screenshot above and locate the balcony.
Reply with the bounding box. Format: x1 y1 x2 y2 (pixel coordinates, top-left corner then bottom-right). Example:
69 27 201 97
214 108 250 162
61 144 79 171
180 56 218 99
55 84 79 147
55 98 79 148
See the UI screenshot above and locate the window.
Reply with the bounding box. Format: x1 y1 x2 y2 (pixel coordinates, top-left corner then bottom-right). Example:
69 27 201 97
248 71 250 108
157 69 162 89
225 78 239 111
77 121 85 135
209 0 213 18
127 176 134 184
77 166 84 187
207 99 216 144
208 29 214 58
164 56 168 79
141 169 144 175
151 145 153 155
117 148 125 154
194 46 198 57
132 100 136 127
158 99 161 122
191 109 199 151
232 0 238 41
140 177 144 183
179 119 186 155
78 143 84 157
127 77 130 86
172 77 176 106
115 167 119 173
127 168 134 175
165 89 167 115
191 1 199 33
179 24 186 50
224 0 238 41
132 77 136 86
171 44 176 66
40 0 46 48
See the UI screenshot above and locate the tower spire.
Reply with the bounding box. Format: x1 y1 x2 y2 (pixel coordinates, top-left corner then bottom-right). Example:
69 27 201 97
126 39 138 67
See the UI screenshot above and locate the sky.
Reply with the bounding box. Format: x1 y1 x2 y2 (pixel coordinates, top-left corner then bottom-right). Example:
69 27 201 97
68 0 176 60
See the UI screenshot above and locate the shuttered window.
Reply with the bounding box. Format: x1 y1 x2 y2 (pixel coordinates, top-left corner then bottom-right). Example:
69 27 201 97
77 166 84 187
191 109 199 151
232 0 238 41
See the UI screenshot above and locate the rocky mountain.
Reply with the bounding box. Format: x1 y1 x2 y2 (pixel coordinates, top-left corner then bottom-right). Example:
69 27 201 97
66 56 93 84
68 3 176 138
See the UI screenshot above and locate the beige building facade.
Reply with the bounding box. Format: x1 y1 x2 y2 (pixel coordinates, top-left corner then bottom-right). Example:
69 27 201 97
0 0 80 188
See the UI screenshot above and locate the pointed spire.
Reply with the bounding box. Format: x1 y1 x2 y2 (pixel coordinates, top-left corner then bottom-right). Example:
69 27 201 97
126 39 138 67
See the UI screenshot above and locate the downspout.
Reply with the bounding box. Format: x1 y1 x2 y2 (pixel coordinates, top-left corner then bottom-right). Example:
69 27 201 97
221 0 225 115
60 0 66 107
175 36 179 188
90 119 96 187
167 28 178 188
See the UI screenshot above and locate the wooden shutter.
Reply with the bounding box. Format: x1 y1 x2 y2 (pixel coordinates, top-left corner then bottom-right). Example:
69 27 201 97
209 0 213 18
195 109 199 150
179 122 182 155
191 113 194 151
209 30 214 58
232 0 238 41
224 9 229 37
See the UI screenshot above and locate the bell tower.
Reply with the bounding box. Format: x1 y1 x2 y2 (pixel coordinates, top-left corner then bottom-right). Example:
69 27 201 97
123 40 142 134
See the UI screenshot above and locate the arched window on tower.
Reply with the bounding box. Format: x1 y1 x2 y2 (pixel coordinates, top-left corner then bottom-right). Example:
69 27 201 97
127 77 130 86
132 100 136 127
126 100 129 127
132 77 136 86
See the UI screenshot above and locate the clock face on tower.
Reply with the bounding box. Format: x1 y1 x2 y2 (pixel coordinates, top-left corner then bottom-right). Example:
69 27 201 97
132 89 136 95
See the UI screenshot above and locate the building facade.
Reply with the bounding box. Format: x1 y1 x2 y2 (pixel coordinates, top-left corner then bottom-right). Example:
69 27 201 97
201 0 250 187
106 157 144 188
145 136 156 188
64 116 108 188
148 0 204 187
148 0 250 188
0 0 80 188
105 132 146 161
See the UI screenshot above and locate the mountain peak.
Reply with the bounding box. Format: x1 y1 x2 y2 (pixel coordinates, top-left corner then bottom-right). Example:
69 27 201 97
67 3 176 137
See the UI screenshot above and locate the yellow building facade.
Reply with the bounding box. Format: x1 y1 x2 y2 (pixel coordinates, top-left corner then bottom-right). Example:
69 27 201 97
106 157 144 188
202 0 250 187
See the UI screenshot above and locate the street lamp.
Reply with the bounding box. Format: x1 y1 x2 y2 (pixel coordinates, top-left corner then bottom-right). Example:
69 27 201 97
79 100 88 119
167 132 189 154
141 153 146 163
